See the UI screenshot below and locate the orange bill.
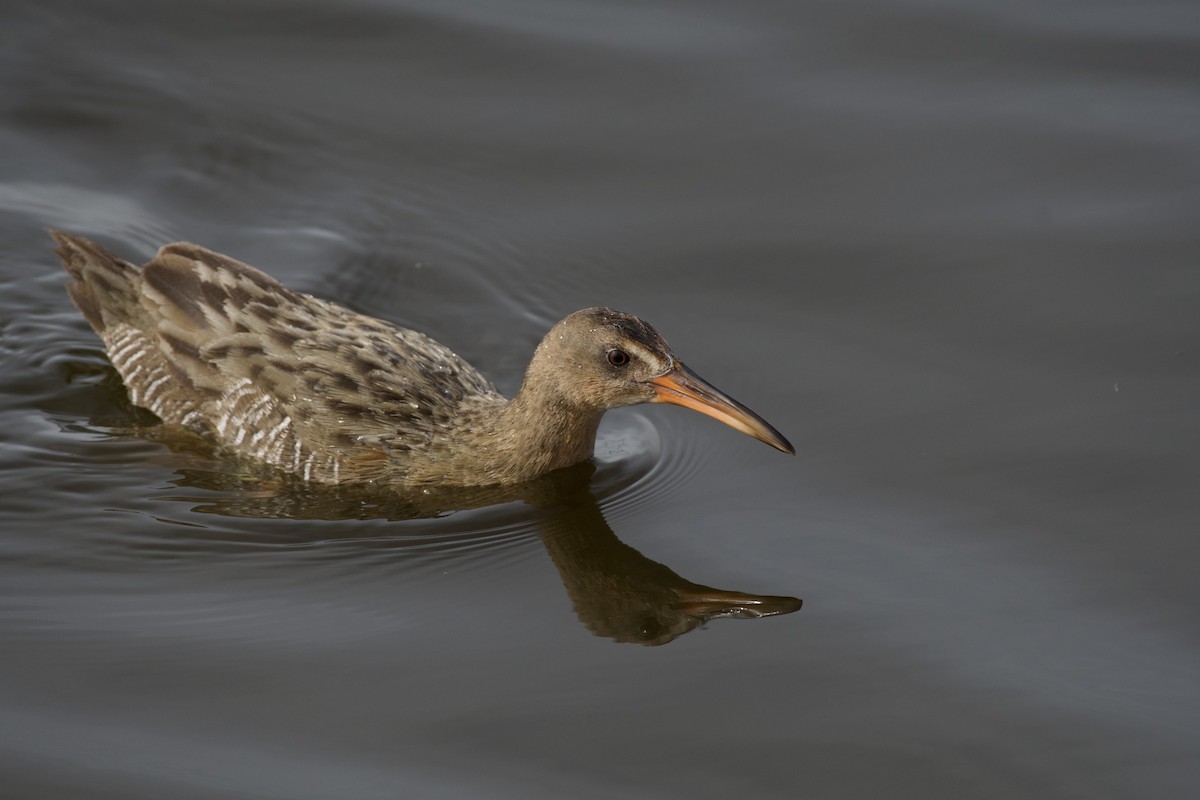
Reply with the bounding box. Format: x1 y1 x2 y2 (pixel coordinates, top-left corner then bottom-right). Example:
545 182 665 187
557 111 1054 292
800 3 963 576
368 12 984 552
649 362 795 455
672 585 803 620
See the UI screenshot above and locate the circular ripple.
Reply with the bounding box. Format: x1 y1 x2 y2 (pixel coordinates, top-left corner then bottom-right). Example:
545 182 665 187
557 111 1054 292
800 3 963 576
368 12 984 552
14 210 711 572
591 410 708 524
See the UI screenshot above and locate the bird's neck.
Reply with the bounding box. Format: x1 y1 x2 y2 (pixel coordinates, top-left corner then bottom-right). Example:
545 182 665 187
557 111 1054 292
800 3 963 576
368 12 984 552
400 386 604 487
488 387 604 481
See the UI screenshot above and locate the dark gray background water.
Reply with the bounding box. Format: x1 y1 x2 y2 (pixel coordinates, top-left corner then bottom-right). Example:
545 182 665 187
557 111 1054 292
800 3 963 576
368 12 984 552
1 0 1197 797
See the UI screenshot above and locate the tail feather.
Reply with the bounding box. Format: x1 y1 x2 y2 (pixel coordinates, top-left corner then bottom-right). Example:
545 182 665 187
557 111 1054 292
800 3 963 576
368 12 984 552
50 229 142 336
51 230 211 427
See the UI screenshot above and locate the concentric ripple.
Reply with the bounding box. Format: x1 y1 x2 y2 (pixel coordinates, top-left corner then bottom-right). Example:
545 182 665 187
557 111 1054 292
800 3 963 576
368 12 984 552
5 204 714 577
591 410 708 524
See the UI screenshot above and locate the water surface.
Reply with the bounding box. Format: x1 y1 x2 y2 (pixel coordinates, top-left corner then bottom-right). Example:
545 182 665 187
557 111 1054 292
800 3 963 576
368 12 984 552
1 0 1198 797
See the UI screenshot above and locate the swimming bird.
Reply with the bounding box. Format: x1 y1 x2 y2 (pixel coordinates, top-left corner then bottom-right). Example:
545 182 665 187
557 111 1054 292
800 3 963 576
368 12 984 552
52 231 793 488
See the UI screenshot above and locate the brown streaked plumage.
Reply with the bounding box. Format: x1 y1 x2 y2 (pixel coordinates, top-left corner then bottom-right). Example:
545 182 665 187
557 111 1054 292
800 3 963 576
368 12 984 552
52 231 793 488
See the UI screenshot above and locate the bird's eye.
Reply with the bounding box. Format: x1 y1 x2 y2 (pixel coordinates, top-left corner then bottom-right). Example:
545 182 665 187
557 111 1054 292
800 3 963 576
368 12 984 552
607 349 630 367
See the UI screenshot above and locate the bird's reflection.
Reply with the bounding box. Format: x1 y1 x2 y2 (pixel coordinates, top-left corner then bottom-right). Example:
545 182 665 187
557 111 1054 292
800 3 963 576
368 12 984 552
535 489 802 645
93 417 802 646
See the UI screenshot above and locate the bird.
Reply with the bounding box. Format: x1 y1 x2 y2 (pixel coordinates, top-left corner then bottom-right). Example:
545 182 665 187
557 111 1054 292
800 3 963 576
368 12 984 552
52 231 793 488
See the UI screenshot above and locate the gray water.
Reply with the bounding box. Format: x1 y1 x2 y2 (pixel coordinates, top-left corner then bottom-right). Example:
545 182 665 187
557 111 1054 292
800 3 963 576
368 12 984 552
2 1 1198 797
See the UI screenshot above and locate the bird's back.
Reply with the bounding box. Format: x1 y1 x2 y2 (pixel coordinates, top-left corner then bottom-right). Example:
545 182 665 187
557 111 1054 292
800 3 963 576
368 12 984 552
52 231 502 483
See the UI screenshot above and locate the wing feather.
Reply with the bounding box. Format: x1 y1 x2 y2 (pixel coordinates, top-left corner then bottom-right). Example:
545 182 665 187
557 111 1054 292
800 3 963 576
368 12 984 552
135 242 500 480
